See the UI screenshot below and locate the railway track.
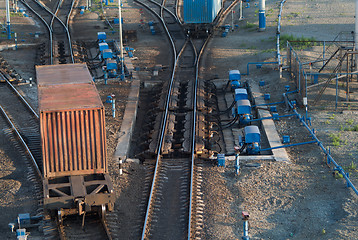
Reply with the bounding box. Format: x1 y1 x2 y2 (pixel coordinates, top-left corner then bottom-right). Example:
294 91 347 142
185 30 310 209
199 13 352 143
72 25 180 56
20 0 75 64
0 73 42 176
131 0 213 239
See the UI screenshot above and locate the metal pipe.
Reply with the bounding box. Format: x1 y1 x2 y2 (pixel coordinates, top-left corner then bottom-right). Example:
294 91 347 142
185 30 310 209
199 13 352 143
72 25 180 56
261 140 317 152
249 113 296 122
252 101 285 107
242 62 278 75
283 92 358 196
258 0 265 31
6 0 11 39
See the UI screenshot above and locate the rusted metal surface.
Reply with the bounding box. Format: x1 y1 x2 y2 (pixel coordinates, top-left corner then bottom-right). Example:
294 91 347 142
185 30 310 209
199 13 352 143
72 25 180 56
38 84 103 111
37 64 107 178
36 64 93 86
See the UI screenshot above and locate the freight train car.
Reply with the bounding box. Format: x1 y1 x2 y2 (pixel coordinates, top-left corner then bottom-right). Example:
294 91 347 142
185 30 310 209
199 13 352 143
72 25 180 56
183 0 223 37
36 64 115 221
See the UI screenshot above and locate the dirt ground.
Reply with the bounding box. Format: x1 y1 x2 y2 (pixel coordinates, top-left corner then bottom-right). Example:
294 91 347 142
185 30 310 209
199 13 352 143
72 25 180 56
0 0 357 239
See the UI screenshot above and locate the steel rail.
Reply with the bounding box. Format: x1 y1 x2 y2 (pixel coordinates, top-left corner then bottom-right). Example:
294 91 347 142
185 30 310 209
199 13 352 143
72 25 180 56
4 80 39 119
24 0 74 64
0 104 42 178
0 72 42 177
215 0 240 27
101 1 115 31
187 35 210 239
135 0 189 239
20 0 54 64
45 0 75 63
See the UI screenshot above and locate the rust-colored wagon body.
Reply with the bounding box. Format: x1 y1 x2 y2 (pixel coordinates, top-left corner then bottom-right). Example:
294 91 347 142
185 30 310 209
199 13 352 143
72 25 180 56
37 64 114 214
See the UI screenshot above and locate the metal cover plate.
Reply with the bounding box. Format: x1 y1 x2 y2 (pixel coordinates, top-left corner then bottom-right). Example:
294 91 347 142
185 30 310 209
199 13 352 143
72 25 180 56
36 64 93 86
38 84 103 112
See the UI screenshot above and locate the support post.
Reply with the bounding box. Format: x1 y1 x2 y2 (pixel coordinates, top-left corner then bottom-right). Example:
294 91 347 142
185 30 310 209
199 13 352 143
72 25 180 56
258 0 265 31
323 41 326 67
239 0 243 20
335 74 338 110
242 211 249 240
6 0 11 39
231 10 234 31
14 32 17 50
119 158 123 175
112 97 116 118
235 154 240 175
118 0 125 80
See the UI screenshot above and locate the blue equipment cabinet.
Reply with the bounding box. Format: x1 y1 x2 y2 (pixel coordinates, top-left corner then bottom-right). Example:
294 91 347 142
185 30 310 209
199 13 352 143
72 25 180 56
240 126 261 155
235 88 248 101
97 32 107 41
102 49 113 59
106 59 117 78
229 70 241 89
99 42 109 52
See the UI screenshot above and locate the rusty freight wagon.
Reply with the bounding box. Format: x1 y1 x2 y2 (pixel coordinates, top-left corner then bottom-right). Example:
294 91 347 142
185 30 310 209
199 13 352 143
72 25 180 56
37 64 115 220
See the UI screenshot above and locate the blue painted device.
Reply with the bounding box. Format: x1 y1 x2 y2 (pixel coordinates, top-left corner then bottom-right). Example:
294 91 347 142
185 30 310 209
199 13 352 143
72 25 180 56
99 42 109 52
239 126 261 155
97 32 107 41
102 49 113 59
106 59 117 77
229 70 241 89
217 153 225 167
232 99 252 125
235 88 248 101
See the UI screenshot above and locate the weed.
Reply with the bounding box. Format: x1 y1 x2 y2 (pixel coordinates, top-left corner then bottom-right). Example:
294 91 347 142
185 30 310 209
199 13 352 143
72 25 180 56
348 161 357 170
344 161 358 173
329 133 341 147
347 119 354 125
280 34 317 49
324 120 331 124
261 48 275 53
328 114 335 120
244 22 258 29
10 12 25 17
